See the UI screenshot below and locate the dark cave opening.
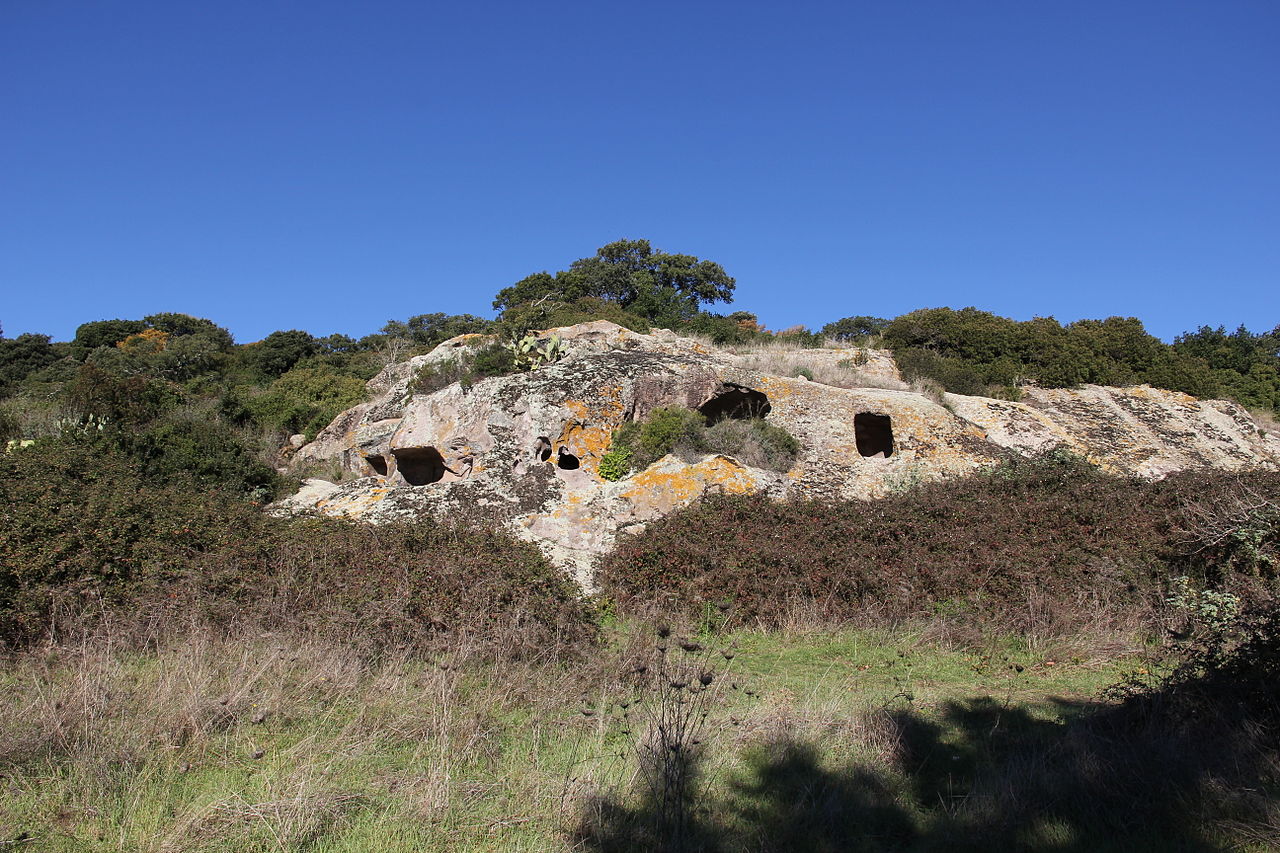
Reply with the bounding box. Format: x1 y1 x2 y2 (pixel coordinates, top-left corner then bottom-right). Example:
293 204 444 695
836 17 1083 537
854 413 894 458
392 446 447 485
698 383 771 425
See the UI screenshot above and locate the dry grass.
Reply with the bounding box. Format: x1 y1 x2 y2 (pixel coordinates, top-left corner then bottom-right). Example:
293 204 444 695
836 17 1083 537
0 623 601 850
1250 405 1280 438
730 350 908 391
1 614 1271 851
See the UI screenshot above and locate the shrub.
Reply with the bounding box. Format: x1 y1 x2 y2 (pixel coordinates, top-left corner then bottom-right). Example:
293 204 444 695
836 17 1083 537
598 446 633 481
0 333 60 392
821 315 890 344
65 363 179 425
0 438 594 653
596 455 1278 631
893 348 989 396
702 418 799 471
239 329 318 378
609 407 802 475
128 415 280 498
226 365 367 439
410 344 520 396
468 343 519 378
612 407 709 470
411 356 472 396
0 407 17 442
0 438 265 643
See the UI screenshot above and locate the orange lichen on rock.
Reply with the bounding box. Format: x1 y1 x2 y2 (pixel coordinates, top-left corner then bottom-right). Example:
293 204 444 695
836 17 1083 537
561 390 625 471
316 486 390 518
620 455 760 518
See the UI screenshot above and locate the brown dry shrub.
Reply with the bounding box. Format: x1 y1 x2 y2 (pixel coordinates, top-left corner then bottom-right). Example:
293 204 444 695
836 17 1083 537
1 438 595 656
596 454 1280 634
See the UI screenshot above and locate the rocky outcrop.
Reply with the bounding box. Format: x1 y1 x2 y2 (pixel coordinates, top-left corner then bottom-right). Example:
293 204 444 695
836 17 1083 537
275 321 1280 584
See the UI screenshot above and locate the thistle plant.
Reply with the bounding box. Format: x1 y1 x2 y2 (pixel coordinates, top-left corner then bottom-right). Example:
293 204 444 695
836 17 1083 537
584 606 752 850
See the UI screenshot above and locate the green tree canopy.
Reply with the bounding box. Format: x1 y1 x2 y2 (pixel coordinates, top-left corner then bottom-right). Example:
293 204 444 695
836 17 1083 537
381 313 494 349
240 330 318 378
492 239 735 327
71 319 148 357
0 333 60 390
820 315 890 343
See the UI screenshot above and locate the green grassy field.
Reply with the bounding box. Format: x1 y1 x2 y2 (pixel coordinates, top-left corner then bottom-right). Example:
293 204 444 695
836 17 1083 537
5 619 1230 853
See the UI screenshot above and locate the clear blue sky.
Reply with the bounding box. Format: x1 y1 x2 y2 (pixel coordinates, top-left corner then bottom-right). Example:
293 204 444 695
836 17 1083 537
2 1 1277 344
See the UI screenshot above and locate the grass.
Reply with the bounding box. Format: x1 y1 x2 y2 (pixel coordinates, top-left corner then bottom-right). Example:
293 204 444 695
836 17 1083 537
728 348 909 391
0 621 1168 852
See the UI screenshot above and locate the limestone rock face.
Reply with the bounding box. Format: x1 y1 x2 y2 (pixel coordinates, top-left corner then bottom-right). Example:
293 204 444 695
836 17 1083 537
276 321 1280 584
945 385 1277 477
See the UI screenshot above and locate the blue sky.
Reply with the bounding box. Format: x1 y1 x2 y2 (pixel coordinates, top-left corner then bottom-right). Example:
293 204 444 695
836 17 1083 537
2 1 1276 344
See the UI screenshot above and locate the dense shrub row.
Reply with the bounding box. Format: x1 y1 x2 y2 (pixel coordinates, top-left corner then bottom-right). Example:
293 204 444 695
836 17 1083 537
596 454 1280 630
882 307 1280 410
0 439 593 653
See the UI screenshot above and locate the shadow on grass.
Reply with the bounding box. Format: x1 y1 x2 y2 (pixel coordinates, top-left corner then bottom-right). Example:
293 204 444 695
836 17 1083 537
574 693 1278 853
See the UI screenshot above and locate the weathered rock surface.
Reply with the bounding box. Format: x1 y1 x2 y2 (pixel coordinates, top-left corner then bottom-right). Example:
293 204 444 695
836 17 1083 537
275 321 1280 584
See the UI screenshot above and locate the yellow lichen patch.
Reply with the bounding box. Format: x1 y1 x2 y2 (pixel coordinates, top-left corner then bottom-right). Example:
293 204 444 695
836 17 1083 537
620 456 760 518
753 374 805 404
316 486 389 519
561 390 625 469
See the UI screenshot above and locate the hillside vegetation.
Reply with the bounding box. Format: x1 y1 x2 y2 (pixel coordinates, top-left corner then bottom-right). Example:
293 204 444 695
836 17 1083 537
2 241 1278 849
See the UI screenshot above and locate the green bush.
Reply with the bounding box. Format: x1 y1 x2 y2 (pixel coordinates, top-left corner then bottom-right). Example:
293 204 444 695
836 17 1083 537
0 438 594 653
227 365 366 439
0 438 264 643
411 356 472 396
702 418 799 471
612 407 709 470
0 333 60 392
66 363 180 425
882 308 1280 412
410 344 520 396
608 407 800 475
238 329 318 378
468 343 518 377
820 315 889 343
598 447 633 481
893 348 989 396
129 415 280 498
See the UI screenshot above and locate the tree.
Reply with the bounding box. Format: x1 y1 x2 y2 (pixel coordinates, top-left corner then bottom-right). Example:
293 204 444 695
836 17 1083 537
240 330 318 378
71 319 148 357
143 313 234 350
381 313 494 349
492 239 735 326
820 315 889 343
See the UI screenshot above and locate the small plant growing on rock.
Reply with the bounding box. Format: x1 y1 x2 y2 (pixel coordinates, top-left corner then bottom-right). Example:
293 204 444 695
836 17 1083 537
702 418 799 471
611 407 709 471
607 406 800 476
598 446 633 482
506 333 565 371
409 344 520 396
